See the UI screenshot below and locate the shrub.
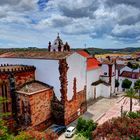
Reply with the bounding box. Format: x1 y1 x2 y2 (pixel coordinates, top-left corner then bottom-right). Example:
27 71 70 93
76 117 97 138
127 111 140 119
92 116 140 139
14 131 33 140
26 129 58 140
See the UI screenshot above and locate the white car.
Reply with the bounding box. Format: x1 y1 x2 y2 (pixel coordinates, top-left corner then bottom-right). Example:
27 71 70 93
65 126 76 138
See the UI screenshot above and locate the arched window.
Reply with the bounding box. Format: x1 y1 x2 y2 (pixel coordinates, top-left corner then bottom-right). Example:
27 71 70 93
1 82 9 113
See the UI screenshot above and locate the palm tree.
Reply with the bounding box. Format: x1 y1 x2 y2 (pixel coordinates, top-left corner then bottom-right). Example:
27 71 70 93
125 88 138 112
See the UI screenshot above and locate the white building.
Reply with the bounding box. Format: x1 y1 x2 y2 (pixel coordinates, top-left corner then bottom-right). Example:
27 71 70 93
0 36 115 103
100 58 116 94
77 51 112 100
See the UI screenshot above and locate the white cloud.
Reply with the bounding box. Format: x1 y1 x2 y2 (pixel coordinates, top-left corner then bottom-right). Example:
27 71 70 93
0 0 140 48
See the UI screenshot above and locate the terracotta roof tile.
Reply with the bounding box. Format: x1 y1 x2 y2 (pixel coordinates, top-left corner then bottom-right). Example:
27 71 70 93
87 57 101 71
116 64 126 70
120 71 140 79
102 59 115 65
77 50 90 58
0 51 73 60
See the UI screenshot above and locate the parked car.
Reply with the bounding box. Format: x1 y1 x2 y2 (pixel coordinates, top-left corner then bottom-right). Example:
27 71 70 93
50 124 66 135
65 126 76 138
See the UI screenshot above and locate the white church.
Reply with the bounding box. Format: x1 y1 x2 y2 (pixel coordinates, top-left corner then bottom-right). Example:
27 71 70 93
0 34 115 102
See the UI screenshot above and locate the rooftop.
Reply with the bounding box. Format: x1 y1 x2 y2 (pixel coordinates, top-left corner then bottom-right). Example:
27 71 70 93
101 59 116 65
87 57 101 71
116 64 126 70
77 50 91 58
91 80 110 86
120 71 140 79
17 81 52 95
0 51 73 60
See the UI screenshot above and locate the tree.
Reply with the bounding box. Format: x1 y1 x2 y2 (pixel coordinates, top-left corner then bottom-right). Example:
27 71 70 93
0 97 13 140
125 88 138 112
115 79 119 92
122 79 132 91
76 117 97 139
134 79 140 105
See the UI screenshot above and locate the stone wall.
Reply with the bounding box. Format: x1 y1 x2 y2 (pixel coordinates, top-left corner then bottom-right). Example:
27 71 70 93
17 88 53 130
30 89 53 127
64 87 87 125
15 71 35 88
0 70 35 113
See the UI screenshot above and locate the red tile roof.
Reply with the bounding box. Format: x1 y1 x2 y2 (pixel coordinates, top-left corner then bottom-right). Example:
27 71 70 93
17 81 52 95
102 59 116 65
76 50 101 70
116 64 126 70
0 51 73 60
120 71 140 79
87 57 101 71
77 50 90 58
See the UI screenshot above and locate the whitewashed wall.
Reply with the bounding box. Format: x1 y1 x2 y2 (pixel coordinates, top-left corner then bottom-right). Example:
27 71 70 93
92 84 110 98
100 76 115 94
111 76 115 93
93 85 101 98
116 69 119 79
0 58 61 100
87 68 101 101
101 84 111 97
112 64 115 75
101 64 108 76
66 53 86 100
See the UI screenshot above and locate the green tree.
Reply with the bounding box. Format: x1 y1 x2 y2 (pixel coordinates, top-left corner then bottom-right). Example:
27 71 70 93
134 79 140 105
125 88 138 112
76 117 97 138
115 79 120 92
0 97 13 140
0 97 33 140
122 79 132 91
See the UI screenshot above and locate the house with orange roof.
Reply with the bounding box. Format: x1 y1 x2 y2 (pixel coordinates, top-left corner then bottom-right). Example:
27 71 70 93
77 50 112 100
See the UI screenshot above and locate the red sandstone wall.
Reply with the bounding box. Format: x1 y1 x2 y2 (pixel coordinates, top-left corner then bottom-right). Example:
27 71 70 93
29 89 53 127
0 71 35 114
15 71 35 88
64 89 87 125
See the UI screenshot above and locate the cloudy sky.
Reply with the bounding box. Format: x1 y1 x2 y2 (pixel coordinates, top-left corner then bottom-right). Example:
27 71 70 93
0 0 140 49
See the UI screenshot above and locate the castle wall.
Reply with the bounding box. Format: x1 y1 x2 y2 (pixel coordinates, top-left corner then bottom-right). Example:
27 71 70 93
17 88 53 131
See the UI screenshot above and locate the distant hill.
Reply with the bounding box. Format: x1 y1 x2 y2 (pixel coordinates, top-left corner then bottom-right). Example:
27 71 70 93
0 47 139 55
85 47 140 55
